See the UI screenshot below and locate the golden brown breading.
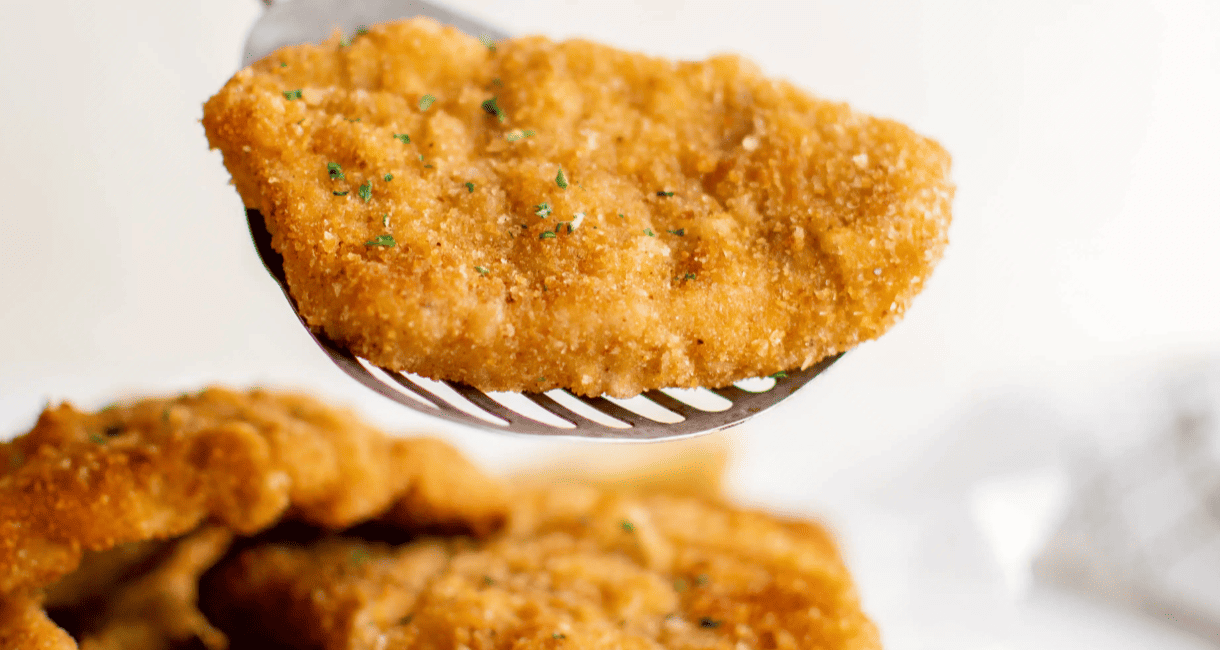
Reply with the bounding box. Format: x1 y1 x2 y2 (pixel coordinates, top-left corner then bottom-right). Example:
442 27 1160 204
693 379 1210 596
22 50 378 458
202 18 953 397
204 484 880 650
0 387 507 599
71 527 233 650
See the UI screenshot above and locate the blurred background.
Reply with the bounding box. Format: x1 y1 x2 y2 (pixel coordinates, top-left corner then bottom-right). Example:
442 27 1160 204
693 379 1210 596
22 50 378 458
1 0 1217 647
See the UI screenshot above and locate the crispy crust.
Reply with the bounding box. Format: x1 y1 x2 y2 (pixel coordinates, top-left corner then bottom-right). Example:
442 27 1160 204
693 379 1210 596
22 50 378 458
205 483 880 650
0 387 506 599
202 18 953 397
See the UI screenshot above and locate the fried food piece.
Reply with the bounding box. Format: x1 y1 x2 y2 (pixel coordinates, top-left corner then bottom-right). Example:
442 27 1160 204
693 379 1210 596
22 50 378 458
202 18 953 397
65 527 233 650
205 484 880 650
0 387 507 598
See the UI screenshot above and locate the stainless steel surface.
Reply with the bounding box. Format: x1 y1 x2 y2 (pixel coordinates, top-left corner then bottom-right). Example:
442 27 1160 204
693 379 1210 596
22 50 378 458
241 3 842 439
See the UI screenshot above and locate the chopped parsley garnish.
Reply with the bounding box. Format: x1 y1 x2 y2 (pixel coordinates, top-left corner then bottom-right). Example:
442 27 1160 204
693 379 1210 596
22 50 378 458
552 633 566 640
621 520 635 532
350 549 370 565
618 213 625 219
339 36 352 47
482 575 495 585
356 25 369 35
695 573 710 586
384 173 393 182
479 34 497 51
382 214 390 227
492 77 502 86
418 94 436 111
770 371 788 379
534 202 552 218
657 190 675 197
358 181 372 202
333 190 349 196
674 578 688 592
327 162 345 180
364 234 395 247
643 228 656 237
282 89 303 100
466 182 475 193
481 96 506 122
89 434 106 445
161 407 171 422
475 265 489 275
668 228 685 236
684 272 697 280
393 133 411 143
539 231 557 240
505 129 535 142
555 166 568 189
279 61 287 68
424 164 433 169
418 154 425 162
698 617 722 629
346 117 361 122
538 376 546 381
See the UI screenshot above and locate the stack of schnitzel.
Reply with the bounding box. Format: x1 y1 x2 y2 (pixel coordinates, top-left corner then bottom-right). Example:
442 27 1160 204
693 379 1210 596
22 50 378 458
0 388 879 649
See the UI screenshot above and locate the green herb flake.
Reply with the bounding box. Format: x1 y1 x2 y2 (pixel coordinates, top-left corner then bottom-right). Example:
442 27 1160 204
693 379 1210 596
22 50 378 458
552 633 567 640
327 162 345 180
89 434 106 445
621 520 635 533
538 376 547 382
695 573 710 586
555 166 569 189
674 578 688 592
657 190 675 197
505 129 536 142
279 61 287 68
382 214 390 227
699 617 722 629
534 202 552 218
492 77 502 86
350 549 370 565
684 272 697 280
161 407 171 422
364 234 396 247
419 154 425 162
424 164 433 169
339 36 352 47
475 265 489 275
479 34 497 52
358 180 372 202
644 228 656 237
333 190 349 196
539 231 557 240
282 89 303 100
668 228 685 236
393 133 411 144
418 94 436 111
466 181 475 193
356 25 369 35
481 96 506 122
482 575 495 585
8 453 23 470
618 213 625 219
346 117 361 122
384 173 393 182
770 371 788 379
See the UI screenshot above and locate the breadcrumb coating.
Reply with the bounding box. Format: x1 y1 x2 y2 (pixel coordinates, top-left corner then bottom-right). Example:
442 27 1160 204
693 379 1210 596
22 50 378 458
205 483 879 650
202 18 953 397
0 387 506 598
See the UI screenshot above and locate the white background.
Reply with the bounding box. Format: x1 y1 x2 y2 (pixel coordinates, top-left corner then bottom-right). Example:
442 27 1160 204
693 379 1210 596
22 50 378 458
1 0 1218 647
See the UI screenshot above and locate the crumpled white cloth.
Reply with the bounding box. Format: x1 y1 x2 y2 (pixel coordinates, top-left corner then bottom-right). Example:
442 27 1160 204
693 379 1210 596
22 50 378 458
1033 361 1220 641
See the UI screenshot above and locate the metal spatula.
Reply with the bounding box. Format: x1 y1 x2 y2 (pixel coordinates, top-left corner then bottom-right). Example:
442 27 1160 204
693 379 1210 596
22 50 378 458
241 0 841 440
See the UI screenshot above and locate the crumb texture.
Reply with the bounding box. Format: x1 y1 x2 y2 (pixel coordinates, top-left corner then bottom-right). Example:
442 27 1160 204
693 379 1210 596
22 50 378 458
203 18 953 397
206 483 881 650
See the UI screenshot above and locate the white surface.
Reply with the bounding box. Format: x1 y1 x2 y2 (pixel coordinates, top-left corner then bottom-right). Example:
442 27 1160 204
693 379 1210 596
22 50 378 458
1 0 1218 647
